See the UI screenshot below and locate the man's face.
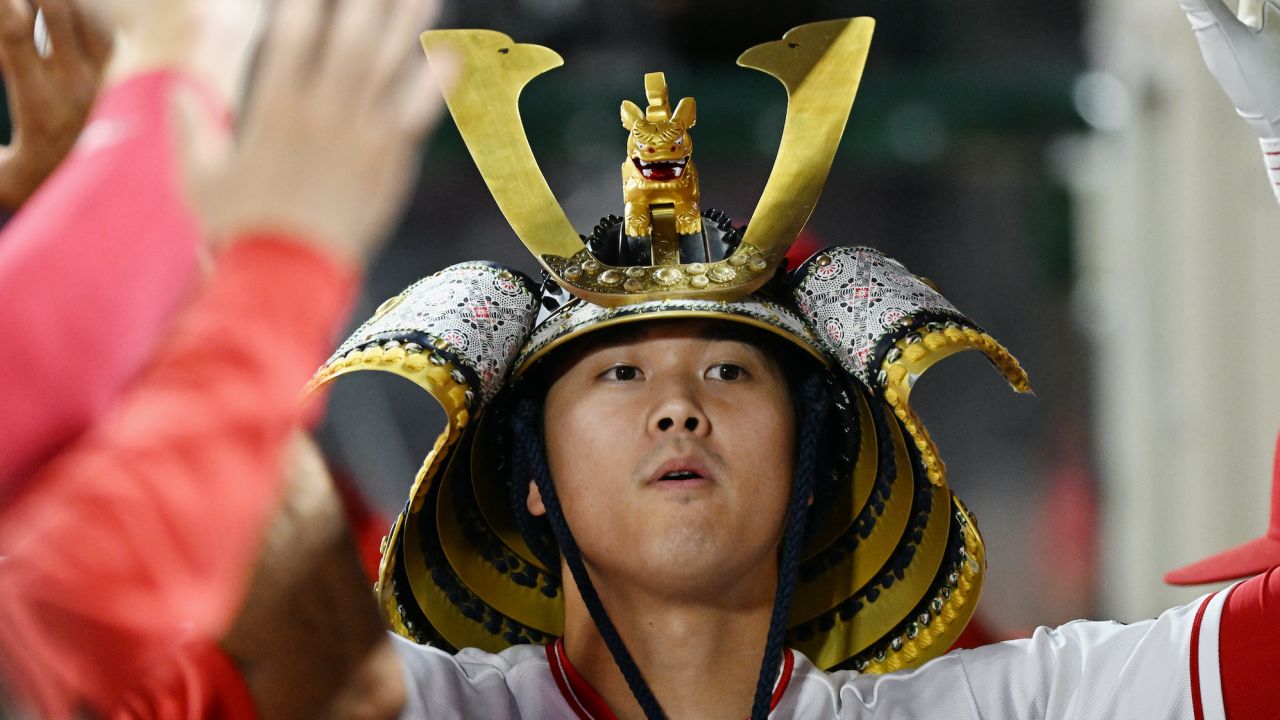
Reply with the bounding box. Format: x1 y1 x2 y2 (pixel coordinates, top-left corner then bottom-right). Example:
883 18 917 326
533 321 797 599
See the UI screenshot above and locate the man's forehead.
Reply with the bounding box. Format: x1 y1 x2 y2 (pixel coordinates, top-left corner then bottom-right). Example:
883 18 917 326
574 319 773 355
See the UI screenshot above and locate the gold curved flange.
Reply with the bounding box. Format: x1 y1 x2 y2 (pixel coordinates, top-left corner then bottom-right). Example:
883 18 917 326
880 324 1032 487
305 344 475 641
734 18 875 292
421 30 582 261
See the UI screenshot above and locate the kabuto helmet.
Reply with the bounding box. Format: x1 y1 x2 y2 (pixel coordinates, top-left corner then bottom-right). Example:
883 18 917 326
309 17 1031 719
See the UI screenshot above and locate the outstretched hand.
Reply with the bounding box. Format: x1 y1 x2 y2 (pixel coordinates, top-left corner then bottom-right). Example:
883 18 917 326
1181 0 1280 138
0 0 111 211
180 0 455 268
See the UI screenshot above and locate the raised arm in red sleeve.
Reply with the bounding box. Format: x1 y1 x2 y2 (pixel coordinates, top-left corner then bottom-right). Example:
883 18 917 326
1217 565 1280 718
0 70 224 500
0 234 357 719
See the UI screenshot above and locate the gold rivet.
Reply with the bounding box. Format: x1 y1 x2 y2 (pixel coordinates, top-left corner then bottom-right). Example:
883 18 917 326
653 267 683 286
623 278 644 292
625 266 645 278
599 269 624 285
583 259 601 275
690 275 710 288
749 256 768 272
564 265 582 280
816 254 832 267
708 265 736 283
728 252 748 267
686 263 707 275
498 270 514 281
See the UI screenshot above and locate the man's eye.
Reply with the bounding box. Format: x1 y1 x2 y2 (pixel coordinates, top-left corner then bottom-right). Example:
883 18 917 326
603 365 640 381
707 363 744 381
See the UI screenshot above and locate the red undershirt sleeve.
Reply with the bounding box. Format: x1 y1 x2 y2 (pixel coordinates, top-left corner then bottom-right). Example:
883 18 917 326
0 70 224 500
109 641 257 720
0 234 358 718
1216 566 1280 718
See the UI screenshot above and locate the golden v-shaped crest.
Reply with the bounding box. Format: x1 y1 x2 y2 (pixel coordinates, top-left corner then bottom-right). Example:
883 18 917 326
420 18 874 306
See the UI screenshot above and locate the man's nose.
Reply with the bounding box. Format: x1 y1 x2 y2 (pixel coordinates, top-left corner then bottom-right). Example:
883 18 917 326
656 416 700 432
648 385 710 436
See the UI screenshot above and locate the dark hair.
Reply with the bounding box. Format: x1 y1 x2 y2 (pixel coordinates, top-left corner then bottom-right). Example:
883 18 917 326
506 321 832 719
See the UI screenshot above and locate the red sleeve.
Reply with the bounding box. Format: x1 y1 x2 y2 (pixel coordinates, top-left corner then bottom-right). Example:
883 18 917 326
0 70 225 501
0 235 357 718
1218 565 1280 718
109 642 257 720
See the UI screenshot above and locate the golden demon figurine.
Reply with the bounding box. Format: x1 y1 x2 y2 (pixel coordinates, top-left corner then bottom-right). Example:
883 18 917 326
620 72 701 238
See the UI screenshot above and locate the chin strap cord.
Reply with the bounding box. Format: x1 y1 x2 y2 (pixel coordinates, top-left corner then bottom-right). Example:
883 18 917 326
514 398 669 720
748 372 828 720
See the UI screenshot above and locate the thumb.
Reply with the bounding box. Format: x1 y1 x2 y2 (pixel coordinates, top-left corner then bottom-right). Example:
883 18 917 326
169 82 232 234
1181 0 1248 37
1239 0 1264 29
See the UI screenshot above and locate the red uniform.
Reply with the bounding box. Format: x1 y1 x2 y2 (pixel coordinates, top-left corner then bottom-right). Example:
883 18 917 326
0 235 356 717
0 68 358 718
0 71 218 500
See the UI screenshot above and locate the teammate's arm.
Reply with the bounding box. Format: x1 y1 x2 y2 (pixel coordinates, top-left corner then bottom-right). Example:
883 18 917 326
0 0 451 714
0 0 250 498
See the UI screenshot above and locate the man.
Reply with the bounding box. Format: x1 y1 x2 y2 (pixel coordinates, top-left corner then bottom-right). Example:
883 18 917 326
295 8 1278 718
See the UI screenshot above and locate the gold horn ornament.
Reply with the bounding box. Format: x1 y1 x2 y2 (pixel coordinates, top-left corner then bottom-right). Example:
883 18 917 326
420 19 874 306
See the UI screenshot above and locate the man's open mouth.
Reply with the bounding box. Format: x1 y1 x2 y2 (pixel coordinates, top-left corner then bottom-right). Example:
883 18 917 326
659 470 704 481
633 156 689 181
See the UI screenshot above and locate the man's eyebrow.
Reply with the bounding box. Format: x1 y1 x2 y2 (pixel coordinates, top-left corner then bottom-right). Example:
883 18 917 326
695 326 770 350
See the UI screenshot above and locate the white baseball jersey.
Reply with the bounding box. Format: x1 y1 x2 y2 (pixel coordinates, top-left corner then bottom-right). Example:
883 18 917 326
394 590 1230 719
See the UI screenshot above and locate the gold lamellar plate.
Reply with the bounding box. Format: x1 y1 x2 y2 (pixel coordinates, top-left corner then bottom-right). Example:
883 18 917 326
799 383 878 559
421 19 874 306
786 446 955 669
435 429 564 635
788 398 919 624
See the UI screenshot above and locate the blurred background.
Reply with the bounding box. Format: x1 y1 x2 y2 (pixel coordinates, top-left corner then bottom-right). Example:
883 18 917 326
0 0 1262 640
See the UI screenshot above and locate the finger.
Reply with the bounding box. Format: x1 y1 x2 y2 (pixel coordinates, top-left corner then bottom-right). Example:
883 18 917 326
363 0 432 103
254 0 326 96
169 85 232 235
1238 0 1267 28
67 0 113 70
1180 0 1250 36
395 47 453 138
1263 0 1280 32
0 0 37 66
320 0 384 85
0 0 46 113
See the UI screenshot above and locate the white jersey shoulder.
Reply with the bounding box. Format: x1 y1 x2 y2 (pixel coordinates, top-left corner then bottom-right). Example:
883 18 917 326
395 591 1227 720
